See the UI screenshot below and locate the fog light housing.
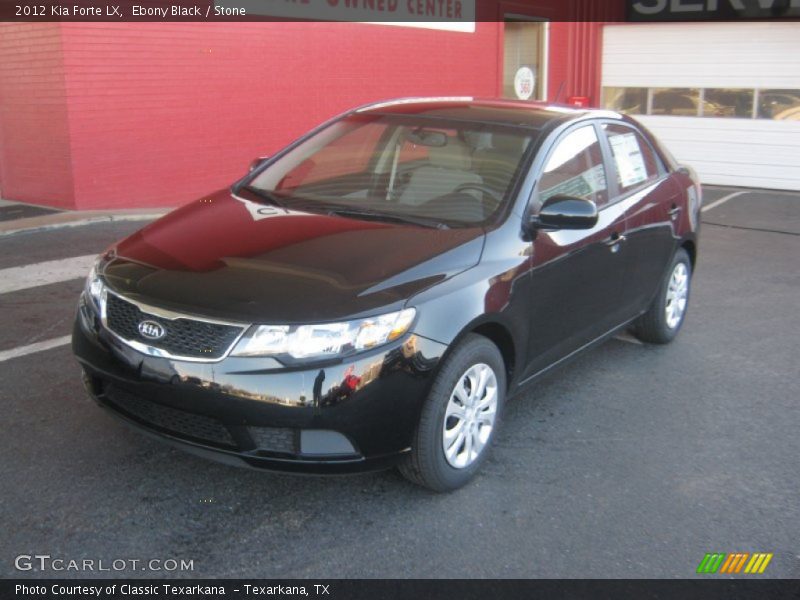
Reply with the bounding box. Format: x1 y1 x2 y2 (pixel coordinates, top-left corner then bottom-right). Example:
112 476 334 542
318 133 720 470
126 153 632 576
300 430 357 457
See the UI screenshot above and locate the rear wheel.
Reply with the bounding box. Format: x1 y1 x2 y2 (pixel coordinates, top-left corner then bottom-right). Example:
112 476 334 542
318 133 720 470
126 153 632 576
399 334 506 492
634 248 692 344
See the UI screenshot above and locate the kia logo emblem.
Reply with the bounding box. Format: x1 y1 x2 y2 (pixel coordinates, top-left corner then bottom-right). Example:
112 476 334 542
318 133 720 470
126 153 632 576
138 320 166 340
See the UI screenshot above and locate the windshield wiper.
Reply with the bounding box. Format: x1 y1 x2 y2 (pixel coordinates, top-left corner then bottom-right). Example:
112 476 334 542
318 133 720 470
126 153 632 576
324 206 449 229
240 185 288 208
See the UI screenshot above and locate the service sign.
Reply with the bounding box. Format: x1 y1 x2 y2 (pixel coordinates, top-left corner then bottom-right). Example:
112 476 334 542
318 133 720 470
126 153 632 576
628 0 800 21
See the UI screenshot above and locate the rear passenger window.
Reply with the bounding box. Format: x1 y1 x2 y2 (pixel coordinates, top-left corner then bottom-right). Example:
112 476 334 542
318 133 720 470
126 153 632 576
602 124 662 194
537 125 608 208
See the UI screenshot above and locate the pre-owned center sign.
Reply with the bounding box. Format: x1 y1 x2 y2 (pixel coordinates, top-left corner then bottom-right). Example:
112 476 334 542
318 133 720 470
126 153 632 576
628 0 800 21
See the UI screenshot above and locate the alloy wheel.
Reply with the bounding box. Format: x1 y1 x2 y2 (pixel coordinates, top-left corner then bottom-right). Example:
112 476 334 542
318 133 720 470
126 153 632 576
665 262 689 329
442 363 498 469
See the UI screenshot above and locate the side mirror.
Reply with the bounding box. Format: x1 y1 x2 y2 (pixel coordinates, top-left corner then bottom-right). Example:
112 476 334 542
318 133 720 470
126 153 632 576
531 195 598 231
249 156 270 172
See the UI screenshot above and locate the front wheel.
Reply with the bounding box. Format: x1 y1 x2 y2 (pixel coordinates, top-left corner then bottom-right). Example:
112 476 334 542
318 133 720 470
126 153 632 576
633 247 692 344
399 334 506 492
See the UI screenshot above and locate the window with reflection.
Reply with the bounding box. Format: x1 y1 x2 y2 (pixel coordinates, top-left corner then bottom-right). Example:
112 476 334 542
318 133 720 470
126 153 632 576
603 86 800 121
758 89 800 120
703 89 754 118
651 88 700 116
538 125 608 208
603 87 647 115
276 122 386 190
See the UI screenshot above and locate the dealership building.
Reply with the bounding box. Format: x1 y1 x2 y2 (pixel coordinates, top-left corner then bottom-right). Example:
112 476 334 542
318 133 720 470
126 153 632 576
0 1 798 210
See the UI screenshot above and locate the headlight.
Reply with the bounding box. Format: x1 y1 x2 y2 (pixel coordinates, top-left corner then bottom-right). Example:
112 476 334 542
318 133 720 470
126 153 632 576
84 262 105 310
231 308 416 359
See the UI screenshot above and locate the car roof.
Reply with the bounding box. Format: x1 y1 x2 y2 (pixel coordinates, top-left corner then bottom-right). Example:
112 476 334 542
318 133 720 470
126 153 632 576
352 97 622 130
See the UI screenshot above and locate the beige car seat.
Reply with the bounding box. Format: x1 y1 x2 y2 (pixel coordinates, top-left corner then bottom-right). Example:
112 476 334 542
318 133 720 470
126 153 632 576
398 139 482 207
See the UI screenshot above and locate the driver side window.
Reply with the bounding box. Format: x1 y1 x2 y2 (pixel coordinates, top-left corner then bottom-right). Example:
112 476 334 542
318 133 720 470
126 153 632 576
537 125 608 209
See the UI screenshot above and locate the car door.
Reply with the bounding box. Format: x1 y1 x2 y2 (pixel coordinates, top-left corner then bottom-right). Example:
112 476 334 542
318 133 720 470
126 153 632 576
599 122 680 317
522 123 631 379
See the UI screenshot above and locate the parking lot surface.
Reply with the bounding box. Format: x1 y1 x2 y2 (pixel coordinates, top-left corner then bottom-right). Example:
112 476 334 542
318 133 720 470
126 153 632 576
1 187 798 578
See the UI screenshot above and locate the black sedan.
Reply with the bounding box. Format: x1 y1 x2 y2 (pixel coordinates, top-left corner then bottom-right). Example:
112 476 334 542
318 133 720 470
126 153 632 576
73 98 701 491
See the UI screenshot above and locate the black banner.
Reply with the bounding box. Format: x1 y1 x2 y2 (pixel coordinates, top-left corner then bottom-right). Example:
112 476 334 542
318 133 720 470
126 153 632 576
627 0 800 21
3 0 800 22
4 579 800 600
5 0 481 23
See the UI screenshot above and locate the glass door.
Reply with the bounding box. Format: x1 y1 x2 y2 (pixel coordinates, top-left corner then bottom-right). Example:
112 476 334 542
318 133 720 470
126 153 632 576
503 20 545 101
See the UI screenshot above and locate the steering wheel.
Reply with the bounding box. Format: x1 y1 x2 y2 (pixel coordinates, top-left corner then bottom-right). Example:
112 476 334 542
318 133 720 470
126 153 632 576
452 183 502 205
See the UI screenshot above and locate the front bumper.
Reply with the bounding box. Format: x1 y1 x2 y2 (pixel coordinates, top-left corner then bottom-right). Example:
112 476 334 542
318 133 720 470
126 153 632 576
73 310 447 474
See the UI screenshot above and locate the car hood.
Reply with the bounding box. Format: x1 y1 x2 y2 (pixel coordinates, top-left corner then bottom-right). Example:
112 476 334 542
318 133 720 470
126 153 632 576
102 189 485 323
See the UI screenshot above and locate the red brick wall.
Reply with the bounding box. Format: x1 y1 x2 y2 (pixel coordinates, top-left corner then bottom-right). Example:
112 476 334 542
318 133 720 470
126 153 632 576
0 15 622 210
59 22 500 209
0 23 76 208
549 21 604 106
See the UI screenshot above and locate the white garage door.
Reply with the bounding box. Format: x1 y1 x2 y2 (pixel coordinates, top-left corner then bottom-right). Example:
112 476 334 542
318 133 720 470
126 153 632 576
601 22 800 191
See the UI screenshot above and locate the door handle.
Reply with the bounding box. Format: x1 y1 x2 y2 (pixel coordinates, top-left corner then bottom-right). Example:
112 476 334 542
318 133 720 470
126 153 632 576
668 205 682 219
604 232 627 246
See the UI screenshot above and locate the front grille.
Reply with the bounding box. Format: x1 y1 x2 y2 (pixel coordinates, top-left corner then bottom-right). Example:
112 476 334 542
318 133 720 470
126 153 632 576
105 293 243 360
103 385 236 448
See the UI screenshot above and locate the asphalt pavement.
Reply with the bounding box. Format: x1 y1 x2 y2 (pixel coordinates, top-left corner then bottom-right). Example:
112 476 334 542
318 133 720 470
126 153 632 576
0 187 798 578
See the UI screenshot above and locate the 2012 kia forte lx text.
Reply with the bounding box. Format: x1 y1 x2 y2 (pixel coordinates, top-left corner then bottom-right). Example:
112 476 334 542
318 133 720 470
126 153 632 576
73 98 701 491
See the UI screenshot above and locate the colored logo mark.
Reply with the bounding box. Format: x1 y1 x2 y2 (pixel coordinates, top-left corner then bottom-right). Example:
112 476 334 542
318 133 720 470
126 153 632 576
697 552 773 574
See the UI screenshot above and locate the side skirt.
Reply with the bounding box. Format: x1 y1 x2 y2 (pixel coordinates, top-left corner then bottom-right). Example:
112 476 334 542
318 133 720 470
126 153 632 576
512 317 639 394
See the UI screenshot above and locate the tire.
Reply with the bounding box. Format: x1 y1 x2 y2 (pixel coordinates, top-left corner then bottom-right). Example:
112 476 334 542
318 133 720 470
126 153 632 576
399 333 506 492
633 247 692 344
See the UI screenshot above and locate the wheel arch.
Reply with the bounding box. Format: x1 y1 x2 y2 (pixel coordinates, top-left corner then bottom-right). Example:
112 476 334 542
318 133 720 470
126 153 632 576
436 315 519 390
471 322 516 385
680 238 697 270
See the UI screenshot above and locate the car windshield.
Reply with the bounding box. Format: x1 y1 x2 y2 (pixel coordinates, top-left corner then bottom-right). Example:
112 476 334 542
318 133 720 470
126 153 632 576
244 114 535 227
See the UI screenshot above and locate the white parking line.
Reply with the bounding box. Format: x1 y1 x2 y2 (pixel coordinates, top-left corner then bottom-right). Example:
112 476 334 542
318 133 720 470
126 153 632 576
0 335 71 363
0 254 96 295
702 191 747 213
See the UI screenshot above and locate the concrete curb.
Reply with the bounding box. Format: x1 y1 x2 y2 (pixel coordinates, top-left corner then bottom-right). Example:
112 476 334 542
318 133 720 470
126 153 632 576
0 210 172 237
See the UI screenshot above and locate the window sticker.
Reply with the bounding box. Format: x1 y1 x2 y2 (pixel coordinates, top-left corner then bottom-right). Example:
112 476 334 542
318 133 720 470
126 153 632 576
609 132 648 188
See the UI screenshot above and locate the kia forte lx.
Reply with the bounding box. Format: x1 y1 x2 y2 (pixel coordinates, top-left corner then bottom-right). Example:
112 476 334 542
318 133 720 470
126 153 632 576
73 98 701 491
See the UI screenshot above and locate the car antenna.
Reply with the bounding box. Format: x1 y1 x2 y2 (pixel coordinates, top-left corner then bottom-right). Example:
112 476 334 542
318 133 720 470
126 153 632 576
554 80 566 104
